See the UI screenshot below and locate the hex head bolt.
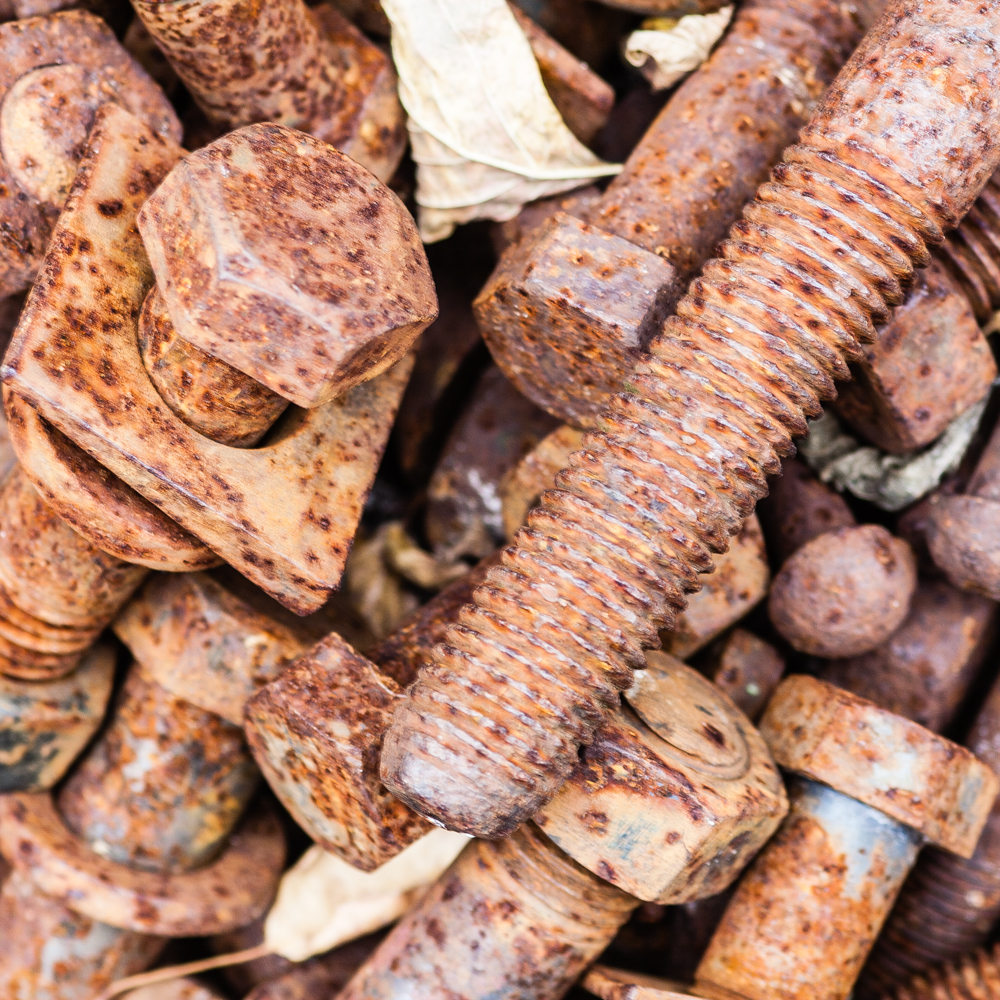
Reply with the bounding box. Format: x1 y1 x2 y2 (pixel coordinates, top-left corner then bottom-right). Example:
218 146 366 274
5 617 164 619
130 0 406 182
3 107 435 635
379 0 1000 839
0 591 290 997
336 658 787 1000
0 11 181 298
926 416 1000 600
855 671 1000 996
690 676 998 1000
474 0 865 427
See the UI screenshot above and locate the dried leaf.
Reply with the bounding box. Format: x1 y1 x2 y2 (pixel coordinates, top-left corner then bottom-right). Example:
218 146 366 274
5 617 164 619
382 0 621 241
624 7 732 91
382 522 470 591
800 397 992 511
264 829 471 962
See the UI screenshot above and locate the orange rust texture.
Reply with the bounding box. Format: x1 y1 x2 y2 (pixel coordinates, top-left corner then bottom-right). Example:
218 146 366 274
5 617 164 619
129 0 405 180
57 663 259 875
0 464 147 680
0 868 166 1000
834 259 996 454
338 824 638 1000
888 944 1000 1000
382 0 1000 839
858 674 1000 996
476 0 866 427
695 779 922 1000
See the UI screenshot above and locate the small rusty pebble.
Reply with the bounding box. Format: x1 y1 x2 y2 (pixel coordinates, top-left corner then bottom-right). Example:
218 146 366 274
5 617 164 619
768 525 917 658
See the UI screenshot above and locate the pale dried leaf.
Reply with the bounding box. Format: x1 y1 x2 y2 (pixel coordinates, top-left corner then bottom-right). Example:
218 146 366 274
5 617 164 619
800 398 991 511
624 7 732 91
383 521 470 591
344 523 421 640
264 829 471 962
382 0 621 241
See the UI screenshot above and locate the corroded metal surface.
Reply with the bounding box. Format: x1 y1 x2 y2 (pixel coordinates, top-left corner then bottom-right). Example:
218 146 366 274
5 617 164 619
139 285 289 449
834 259 996 454
0 641 114 792
701 627 785 723
510 5 614 146
0 868 166 1000
58 662 260 874
768 525 917 658
130 0 406 181
3 109 419 612
338 824 638 1000
138 125 436 409
818 579 997 733
857 671 1000 996
425 366 560 557
4 390 219 571
695 777 923 1000
0 10 180 298
476 0 865 426
888 945 1000 1000
381 0 1000 838
927 418 1000 600
0 465 147 679
0 793 285 935
758 676 998 857
246 631 433 870
114 572 309 725
756 456 856 566
534 655 787 903
659 514 769 660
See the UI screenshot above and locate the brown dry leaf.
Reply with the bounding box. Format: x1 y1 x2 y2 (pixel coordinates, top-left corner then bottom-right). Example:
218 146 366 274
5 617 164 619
264 829 471 962
382 0 620 241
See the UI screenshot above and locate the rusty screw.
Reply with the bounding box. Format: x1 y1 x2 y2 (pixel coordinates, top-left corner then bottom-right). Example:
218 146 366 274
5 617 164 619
475 0 867 427
885 943 1000 1000
692 676 997 1000
926 416 1000 600
379 0 1000 840
335 656 786 1000
130 0 406 182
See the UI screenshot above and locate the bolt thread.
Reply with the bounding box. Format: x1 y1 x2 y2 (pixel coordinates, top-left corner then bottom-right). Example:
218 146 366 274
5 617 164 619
381 0 1000 836
937 170 1000 323
888 944 1000 1000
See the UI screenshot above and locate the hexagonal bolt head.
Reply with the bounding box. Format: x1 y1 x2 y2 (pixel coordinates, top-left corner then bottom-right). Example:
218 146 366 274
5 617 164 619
137 123 438 409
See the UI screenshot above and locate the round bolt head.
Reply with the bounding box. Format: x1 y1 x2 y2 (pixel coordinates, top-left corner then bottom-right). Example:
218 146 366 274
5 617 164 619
768 524 917 658
759 675 999 857
534 653 788 903
926 494 1000 600
137 123 438 409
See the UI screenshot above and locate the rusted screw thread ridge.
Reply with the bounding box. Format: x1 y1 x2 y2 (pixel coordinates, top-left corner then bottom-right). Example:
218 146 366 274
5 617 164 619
381 0 1000 837
890 944 1000 1000
938 169 1000 322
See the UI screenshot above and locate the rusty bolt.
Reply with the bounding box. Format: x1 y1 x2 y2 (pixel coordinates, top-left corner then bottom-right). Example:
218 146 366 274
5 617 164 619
926 417 1000 600
130 0 406 182
693 676 999 1000
768 525 918 657
381 0 1000 838
475 0 866 427
855 668 1000 996
0 11 181 299
336 659 785 1000
833 258 996 455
